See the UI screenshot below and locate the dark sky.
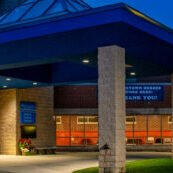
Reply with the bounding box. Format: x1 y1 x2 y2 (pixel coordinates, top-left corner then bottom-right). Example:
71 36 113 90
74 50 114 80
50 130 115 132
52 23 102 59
86 0 173 29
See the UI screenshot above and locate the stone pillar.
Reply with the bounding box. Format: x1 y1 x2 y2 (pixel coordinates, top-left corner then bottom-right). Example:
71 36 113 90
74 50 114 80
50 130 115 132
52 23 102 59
98 45 126 173
171 74 173 159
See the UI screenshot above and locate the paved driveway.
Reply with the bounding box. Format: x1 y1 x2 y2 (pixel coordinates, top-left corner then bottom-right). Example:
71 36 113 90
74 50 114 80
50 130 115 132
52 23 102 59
0 152 171 173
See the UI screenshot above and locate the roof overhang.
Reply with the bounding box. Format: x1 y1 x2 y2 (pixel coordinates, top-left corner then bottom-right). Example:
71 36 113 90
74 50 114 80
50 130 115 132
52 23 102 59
0 3 173 88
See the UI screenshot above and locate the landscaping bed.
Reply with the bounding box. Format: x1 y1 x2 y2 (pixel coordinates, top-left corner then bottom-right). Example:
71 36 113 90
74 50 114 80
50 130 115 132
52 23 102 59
73 159 173 173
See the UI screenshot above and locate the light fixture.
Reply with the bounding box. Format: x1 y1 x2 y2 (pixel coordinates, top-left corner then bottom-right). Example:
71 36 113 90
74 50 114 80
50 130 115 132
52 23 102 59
130 72 136 76
3 85 7 88
82 59 90 64
125 64 133 68
33 82 38 86
6 78 11 81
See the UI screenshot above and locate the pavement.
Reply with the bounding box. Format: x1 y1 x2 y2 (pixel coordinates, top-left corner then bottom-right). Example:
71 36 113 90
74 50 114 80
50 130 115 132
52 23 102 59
0 152 171 173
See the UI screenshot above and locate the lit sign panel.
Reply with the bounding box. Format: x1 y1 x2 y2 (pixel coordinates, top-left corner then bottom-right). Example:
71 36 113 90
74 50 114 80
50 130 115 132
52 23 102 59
20 102 36 124
126 85 163 101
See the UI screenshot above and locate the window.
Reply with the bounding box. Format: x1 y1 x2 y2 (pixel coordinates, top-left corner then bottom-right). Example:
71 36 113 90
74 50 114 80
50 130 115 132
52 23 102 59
126 116 136 124
168 116 173 123
56 116 62 124
77 116 98 124
56 115 98 146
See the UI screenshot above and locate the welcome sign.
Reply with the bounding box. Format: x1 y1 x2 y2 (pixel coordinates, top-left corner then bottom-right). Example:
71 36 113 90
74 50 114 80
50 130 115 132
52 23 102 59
126 85 164 101
20 102 36 124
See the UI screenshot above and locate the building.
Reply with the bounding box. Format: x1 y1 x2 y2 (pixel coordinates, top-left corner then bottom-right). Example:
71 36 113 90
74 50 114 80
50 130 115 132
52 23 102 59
54 78 173 147
0 1 173 173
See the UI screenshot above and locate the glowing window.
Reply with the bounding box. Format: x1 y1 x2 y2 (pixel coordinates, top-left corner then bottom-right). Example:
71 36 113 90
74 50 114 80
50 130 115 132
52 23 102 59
168 116 173 123
77 116 98 124
56 116 62 124
126 116 136 124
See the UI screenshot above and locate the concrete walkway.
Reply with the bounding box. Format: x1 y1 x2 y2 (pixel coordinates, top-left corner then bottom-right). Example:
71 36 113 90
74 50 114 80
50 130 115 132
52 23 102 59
0 152 171 173
0 152 98 173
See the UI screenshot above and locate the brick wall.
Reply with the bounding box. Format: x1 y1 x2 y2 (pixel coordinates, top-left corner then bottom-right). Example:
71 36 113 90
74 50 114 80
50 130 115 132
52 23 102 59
54 85 98 108
0 87 55 155
54 85 171 109
0 89 17 155
16 87 56 150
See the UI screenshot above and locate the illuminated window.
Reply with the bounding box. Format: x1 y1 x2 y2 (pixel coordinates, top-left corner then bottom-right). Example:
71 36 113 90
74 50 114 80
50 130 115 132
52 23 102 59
77 116 98 124
56 116 62 124
168 116 173 123
126 116 136 124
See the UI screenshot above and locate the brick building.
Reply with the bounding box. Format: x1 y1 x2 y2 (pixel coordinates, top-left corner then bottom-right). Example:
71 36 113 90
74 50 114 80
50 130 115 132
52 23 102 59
0 87 55 155
54 77 173 147
0 1 173 172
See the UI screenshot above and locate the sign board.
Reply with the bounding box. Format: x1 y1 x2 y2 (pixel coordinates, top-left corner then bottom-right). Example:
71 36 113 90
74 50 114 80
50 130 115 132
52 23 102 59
126 85 164 101
20 102 36 124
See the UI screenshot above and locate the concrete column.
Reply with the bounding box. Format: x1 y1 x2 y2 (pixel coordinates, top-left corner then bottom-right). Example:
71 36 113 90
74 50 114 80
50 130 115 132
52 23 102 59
98 45 126 173
171 74 173 159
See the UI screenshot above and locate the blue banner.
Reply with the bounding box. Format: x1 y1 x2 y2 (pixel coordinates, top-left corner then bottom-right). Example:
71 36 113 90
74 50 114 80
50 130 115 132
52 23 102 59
126 85 164 101
20 102 36 124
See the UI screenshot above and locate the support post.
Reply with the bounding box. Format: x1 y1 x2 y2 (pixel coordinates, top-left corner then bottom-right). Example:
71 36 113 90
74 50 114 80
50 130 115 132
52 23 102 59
171 74 173 159
98 45 126 173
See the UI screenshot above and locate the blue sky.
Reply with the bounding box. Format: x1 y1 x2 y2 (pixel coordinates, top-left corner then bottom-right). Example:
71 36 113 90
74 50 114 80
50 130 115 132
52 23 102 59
85 0 173 29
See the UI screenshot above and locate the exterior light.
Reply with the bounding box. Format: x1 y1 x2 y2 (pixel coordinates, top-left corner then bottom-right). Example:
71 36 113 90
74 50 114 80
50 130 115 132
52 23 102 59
3 85 7 88
130 72 136 76
6 78 11 81
82 59 90 64
125 64 133 68
33 82 38 86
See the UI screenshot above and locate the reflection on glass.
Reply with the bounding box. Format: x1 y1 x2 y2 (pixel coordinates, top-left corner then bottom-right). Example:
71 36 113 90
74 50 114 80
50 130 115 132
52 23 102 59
23 0 38 4
22 0 54 20
56 115 172 146
71 116 84 137
1 4 32 24
56 115 98 146
134 115 147 145
148 115 161 144
56 116 70 138
126 116 134 144
56 138 70 146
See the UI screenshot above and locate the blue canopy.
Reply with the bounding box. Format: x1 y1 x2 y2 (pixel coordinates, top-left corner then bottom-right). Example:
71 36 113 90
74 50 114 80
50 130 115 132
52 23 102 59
0 1 173 89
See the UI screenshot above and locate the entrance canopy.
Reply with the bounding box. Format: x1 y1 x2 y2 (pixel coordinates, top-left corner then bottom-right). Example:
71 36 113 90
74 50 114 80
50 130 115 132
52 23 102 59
0 0 173 88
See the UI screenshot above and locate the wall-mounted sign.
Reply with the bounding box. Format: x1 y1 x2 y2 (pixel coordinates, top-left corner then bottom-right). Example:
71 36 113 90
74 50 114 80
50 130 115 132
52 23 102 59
20 102 36 124
126 85 164 101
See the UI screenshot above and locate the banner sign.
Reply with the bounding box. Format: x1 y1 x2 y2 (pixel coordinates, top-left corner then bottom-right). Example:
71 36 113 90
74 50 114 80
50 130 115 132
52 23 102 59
20 102 36 124
126 85 164 101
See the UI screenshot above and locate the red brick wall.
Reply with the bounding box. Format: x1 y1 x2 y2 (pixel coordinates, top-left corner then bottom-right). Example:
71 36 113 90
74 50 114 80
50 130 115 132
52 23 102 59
54 85 98 108
54 85 171 109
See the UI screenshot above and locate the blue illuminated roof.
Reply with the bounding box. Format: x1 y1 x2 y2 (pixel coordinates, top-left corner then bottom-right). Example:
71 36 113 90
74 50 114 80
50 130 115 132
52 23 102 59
0 1 173 88
0 0 91 26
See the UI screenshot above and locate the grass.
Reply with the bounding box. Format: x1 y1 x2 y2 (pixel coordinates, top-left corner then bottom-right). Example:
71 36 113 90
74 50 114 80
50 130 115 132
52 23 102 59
73 159 173 173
